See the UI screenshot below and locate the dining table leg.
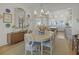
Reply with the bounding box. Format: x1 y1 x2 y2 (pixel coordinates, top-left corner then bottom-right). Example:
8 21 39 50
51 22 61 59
41 42 43 55
31 42 33 55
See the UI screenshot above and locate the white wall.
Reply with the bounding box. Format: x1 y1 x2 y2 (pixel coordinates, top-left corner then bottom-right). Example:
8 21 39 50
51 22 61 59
0 3 30 46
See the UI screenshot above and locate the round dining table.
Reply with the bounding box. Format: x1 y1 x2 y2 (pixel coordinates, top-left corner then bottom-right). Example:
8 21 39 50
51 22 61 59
25 31 54 55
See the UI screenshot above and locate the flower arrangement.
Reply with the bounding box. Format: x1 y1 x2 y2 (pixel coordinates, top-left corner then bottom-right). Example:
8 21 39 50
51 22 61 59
38 25 48 35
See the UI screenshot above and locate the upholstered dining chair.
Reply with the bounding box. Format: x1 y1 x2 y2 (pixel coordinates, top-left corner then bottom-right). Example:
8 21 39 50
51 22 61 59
42 31 55 55
24 34 40 55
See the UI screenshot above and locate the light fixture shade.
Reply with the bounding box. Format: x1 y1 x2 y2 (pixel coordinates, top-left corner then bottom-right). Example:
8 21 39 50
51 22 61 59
41 9 44 14
46 11 49 15
34 10 37 15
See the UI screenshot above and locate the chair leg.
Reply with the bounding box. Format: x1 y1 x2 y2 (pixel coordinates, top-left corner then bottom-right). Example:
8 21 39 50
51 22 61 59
25 50 26 55
31 48 32 55
31 45 33 55
51 35 54 55
50 41 53 55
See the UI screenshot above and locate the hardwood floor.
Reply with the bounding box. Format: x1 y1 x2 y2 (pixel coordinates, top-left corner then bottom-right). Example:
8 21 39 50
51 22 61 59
0 31 76 55
0 41 25 55
54 31 76 55
54 31 69 55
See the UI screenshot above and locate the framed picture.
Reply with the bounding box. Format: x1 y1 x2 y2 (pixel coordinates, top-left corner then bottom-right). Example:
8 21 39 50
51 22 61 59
3 13 12 23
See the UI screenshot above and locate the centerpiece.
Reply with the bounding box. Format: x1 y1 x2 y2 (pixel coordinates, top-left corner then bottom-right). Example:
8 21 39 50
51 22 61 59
38 25 48 35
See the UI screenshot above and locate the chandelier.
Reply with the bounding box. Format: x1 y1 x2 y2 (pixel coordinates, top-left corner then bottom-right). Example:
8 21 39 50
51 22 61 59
34 9 49 17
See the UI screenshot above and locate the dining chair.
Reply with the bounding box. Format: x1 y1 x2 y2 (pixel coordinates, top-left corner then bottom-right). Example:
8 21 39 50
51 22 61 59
24 34 41 55
43 31 54 55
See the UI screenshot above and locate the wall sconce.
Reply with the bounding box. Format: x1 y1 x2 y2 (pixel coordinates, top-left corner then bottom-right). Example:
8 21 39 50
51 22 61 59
5 9 11 13
27 14 30 18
